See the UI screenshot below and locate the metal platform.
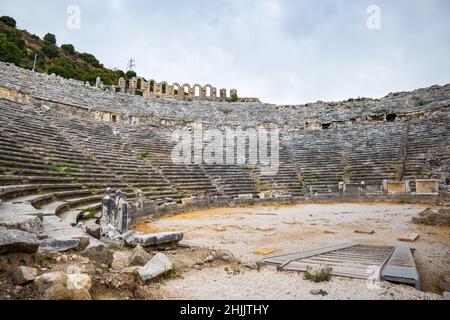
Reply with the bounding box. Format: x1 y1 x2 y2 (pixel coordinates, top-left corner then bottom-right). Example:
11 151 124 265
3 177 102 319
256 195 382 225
263 243 420 288
381 245 421 290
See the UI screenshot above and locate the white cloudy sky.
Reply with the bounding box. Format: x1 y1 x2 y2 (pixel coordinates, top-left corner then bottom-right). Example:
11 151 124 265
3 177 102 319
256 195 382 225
1 0 449 104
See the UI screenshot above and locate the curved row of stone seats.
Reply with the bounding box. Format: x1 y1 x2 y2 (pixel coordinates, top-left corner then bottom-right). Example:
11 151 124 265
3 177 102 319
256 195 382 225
286 131 346 192
202 165 259 197
133 125 262 198
257 139 305 196
130 124 304 198
286 122 405 191
2 61 450 130
44 114 184 203
125 124 223 197
0 100 111 227
344 122 404 183
404 111 450 180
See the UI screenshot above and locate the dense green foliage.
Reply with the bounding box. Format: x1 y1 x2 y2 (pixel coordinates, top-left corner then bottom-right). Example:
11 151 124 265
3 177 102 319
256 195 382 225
230 91 239 102
0 17 136 85
61 44 75 54
43 33 56 45
0 16 16 28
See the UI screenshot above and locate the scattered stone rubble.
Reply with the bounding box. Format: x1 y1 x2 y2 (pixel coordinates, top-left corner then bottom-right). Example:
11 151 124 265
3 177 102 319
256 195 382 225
412 207 450 226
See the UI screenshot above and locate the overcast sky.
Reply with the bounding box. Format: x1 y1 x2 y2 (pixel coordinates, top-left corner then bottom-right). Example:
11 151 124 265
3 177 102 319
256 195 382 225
1 0 449 104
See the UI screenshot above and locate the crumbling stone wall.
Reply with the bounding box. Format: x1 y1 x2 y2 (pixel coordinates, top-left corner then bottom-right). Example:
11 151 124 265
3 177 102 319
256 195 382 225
126 76 244 102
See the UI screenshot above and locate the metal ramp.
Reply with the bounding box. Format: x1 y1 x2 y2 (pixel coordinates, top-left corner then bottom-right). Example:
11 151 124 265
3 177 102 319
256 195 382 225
263 243 420 288
381 245 420 290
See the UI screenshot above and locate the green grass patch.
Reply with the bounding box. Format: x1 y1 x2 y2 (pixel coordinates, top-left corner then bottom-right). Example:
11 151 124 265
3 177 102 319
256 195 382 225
35 254 56 267
138 151 150 161
81 208 97 219
224 266 241 275
303 268 332 283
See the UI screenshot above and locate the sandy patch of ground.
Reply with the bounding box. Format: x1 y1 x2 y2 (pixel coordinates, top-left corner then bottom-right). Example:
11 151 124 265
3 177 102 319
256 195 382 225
135 203 450 299
158 266 441 300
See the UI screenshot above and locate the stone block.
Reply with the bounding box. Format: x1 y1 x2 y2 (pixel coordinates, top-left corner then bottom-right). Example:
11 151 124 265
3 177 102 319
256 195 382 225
137 253 173 282
0 229 40 254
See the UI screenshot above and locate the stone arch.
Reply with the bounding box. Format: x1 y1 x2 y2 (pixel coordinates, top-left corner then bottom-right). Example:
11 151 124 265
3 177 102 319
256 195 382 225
172 82 181 97
137 77 147 91
203 84 213 99
160 81 168 95
148 79 156 93
193 84 202 98
182 84 191 97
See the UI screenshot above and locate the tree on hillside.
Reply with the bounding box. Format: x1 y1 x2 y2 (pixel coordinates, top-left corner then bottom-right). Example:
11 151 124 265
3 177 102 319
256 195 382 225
61 44 75 55
79 52 101 68
41 44 59 59
114 69 125 79
43 33 56 45
126 70 137 79
47 57 78 78
0 16 16 28
0 33 26 65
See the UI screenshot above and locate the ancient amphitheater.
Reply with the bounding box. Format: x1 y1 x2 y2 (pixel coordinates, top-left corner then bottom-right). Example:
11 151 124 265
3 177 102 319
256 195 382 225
0 60 449 300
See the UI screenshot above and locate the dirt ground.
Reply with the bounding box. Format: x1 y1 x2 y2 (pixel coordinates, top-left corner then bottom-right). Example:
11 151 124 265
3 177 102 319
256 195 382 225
135 202 450 299
1 202 448 300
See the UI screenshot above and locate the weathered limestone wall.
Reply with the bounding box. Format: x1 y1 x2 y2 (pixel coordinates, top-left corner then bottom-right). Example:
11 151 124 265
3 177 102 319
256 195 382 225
0 61 449 130
0 87 32 105
387 181 407 194
129 76 246 103
132 193 442 223
416 180 439 194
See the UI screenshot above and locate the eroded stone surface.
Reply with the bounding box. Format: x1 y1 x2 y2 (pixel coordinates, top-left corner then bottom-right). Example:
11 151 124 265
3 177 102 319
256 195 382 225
0 229 40 254
132 232 184 248
38 238 81 253
12 266 38 285
138 253 173 282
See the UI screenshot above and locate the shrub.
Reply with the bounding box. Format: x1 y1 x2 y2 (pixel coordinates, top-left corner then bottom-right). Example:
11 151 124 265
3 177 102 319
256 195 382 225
115 69 125 78
41 44 59 58
61 44 75 54
43 33 56 45
79 52 101 68
303 267 332 283
0 16 16 28
230 91 238 102
47 57 78 79
0 34 26 65
35 254 56 267
126 70 137 79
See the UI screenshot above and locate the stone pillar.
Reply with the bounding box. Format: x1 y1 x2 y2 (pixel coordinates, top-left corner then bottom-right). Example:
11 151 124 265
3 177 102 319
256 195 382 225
117 197 132 234
211 87 217 101
114 190 125 225
220 88 227 101
135 189 144 216
118 77 126 94
201 86 207 99
129 77 137 95
95 76 102 88
101 188 114 224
